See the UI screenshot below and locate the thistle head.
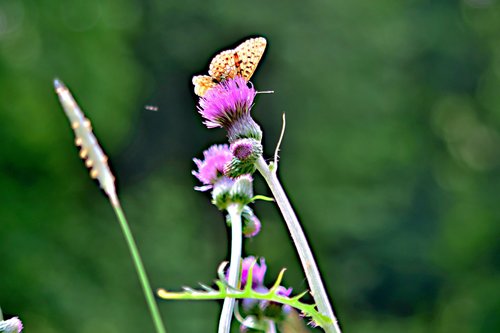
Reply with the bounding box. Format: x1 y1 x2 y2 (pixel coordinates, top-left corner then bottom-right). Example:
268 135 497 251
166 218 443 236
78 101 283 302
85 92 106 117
234 257 296 330
197 77 262 142
241 256 267 288
198 76 255 128
0 317 23 333
192 144 233 191
210 173 255 210
193 144 257 210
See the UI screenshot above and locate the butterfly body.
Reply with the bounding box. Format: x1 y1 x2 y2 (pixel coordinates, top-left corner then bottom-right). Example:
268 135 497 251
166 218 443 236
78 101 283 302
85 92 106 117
192 37 267 96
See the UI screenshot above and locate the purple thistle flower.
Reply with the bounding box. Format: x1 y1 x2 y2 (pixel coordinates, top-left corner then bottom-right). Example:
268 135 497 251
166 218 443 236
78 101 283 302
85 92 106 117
240 256 267 288
235 257 296 331
0 317 23 333
226 256 266 290
197 76 256 129
197 77 263 142
192 144 232 191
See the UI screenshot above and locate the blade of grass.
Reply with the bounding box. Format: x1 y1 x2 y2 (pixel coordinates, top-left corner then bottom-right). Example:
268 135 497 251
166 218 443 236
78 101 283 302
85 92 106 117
54 78 166 333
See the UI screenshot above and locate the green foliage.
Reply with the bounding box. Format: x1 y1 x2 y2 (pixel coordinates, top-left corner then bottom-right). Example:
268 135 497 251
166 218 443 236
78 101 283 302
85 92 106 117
158 261 331 329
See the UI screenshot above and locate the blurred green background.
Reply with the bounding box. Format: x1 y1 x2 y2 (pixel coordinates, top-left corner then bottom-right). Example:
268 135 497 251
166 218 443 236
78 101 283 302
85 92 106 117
1 0 499 332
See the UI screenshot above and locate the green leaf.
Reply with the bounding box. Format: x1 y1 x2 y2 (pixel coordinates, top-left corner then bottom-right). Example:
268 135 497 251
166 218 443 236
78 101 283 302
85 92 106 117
250 195 275 202
157 261 333 328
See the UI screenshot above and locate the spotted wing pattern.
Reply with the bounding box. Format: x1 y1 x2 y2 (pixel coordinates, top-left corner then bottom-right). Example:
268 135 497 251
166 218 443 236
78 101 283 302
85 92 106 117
193 37 267 96
234 37 267 81
192 75 217 97
208 50 237 81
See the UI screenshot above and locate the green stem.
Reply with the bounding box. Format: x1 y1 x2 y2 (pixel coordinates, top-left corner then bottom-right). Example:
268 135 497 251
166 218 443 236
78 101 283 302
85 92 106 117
112 201 167 333
218 203 243 333
255 156 341 333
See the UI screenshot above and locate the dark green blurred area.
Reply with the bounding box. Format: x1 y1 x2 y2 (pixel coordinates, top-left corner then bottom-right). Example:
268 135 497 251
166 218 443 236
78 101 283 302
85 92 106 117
1 0 499 332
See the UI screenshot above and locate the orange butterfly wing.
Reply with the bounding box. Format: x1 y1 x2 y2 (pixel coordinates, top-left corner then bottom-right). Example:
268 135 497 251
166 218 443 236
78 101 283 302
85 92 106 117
193 37 267 97
208 49 237 81
234 37 267 81
192 75 217 97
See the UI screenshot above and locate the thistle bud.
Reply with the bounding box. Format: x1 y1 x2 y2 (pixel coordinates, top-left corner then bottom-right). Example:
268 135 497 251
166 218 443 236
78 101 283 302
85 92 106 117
229 175 254 205
225 138 263 178
241 206 261 238
211 177 235 210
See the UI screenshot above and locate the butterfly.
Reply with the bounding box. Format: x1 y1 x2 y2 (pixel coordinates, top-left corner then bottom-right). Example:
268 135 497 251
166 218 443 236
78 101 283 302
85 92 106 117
192 37 267 97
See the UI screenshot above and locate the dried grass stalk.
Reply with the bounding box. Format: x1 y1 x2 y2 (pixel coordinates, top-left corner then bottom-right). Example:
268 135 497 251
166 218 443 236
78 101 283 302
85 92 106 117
54 79 118 206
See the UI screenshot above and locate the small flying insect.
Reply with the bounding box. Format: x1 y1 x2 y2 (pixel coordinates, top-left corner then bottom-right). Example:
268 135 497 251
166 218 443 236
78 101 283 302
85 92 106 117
145 105 159 111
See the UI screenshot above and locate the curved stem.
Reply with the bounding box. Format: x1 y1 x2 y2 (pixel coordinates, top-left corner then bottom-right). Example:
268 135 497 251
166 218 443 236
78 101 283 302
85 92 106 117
112 201 167 333
218 203 243 333
255 156 341 333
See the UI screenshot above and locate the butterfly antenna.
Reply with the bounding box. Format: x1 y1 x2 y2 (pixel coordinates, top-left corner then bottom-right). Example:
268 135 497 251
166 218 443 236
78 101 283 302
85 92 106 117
256 90 274 94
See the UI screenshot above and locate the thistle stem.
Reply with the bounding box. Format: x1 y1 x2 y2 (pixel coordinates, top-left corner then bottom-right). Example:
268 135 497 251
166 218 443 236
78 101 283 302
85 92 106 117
218 203 243 333
112 201 167 333
266 319 277 333
255 156 341 333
